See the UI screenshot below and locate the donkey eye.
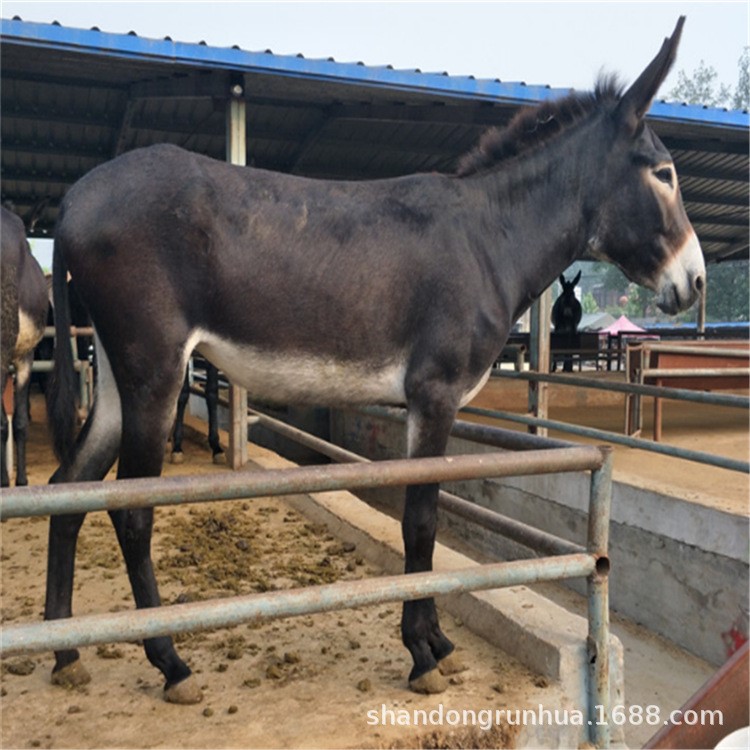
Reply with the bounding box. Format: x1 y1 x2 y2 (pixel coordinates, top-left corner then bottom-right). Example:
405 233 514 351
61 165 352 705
654 167 674 186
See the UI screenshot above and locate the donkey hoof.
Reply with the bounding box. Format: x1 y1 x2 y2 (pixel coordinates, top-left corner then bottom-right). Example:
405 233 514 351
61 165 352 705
51 659 91 688
212 452 226 465
170 451 184 465
438 652 467 676
409 668 448 694
164 675 203 705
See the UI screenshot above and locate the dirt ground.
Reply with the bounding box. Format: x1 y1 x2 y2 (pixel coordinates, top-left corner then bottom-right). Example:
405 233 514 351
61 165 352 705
1 396 541 750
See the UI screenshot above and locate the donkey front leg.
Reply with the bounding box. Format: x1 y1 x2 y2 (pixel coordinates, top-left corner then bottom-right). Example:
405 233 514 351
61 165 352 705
401 398 467 693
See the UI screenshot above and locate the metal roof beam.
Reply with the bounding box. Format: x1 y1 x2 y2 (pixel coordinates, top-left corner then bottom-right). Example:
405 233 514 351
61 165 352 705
678 164 749 183
1 169 86 186
326 102 508 127
664 137 750 155
0 141 110 160
713 241 750 261
682 190 749 208
2 105 119 128
129 72 232 100
689 213 750 228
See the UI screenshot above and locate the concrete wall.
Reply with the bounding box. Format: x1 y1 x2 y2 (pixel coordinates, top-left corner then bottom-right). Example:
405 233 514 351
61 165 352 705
331 409 749 667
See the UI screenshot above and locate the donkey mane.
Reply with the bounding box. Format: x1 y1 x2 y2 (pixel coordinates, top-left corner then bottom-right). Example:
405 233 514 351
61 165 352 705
456 75 625 176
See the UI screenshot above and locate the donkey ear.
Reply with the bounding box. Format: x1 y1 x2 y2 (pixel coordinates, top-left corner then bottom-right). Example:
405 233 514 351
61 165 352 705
559 274 566 285
572 270 582 286
615 16 685 133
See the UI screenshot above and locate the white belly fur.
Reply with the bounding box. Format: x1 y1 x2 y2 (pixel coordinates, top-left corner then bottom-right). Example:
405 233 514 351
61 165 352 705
192 330 492 409
194 330 408 406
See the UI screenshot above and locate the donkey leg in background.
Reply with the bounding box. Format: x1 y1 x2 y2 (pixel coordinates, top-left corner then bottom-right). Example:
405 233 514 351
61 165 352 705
170 369 190 464
205 363 224 463
401 385 467 694
1 397 9 487
12 355 34 486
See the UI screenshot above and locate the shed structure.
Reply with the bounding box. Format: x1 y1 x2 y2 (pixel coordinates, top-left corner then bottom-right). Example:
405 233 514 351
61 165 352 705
1 16 748 263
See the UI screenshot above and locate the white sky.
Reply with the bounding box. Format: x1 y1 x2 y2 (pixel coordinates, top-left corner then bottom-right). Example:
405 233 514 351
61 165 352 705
6 0 748 269
3 1 748 92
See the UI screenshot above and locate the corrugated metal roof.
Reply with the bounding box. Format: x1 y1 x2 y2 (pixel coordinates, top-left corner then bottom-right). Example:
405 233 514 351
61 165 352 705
1 16 747 261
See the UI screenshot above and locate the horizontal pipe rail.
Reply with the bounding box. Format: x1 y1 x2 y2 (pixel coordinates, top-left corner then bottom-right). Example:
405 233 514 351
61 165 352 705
0 553 597 657
491 370 749 410
437 489 585 556
0 447 605 520
241 400 585 557
641 367 749 379
636 344 749 358
42 325 94 338
360 405 579 451
461 405 750 474
248 403 364 464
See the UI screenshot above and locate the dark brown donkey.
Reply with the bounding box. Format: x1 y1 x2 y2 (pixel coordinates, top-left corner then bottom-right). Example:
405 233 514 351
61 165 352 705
46 18 704 703
552 271 583 372
1 207 48 487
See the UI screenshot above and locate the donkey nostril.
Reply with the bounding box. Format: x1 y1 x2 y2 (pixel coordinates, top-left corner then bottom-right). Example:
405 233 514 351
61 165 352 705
694 274 705 293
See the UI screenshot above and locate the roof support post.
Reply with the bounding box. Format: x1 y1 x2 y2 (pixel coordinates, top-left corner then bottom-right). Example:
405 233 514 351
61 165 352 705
528 288 552 437
225 75 248 470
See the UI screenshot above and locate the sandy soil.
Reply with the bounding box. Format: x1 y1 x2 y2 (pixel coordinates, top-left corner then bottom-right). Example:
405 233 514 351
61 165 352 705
1 397 539 750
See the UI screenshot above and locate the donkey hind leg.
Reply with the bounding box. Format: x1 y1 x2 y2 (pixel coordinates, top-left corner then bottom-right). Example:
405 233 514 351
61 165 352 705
401 394 467 694
111 373 202 705
46 341 122 688
205 363 225 463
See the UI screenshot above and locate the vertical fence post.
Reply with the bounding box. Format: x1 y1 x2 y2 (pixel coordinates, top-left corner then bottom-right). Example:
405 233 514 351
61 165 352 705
587 447 613 748
225 75 248 470
697 286 707 336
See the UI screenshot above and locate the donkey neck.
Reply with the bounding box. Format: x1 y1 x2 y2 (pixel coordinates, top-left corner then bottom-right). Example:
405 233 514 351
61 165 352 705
463 116 604 321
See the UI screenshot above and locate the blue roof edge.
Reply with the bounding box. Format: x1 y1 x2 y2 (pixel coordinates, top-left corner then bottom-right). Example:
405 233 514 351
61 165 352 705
3 16 749 131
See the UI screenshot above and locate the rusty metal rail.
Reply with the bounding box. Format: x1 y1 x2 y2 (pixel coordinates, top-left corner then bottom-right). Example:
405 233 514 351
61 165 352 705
0 448 602 520
1 554 597 656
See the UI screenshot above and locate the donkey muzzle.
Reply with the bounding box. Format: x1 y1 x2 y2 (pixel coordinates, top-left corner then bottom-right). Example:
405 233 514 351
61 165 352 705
655 231 706 314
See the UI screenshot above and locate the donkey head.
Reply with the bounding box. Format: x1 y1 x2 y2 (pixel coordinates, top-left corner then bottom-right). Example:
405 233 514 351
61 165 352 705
559 271 581 297
588 17 705 314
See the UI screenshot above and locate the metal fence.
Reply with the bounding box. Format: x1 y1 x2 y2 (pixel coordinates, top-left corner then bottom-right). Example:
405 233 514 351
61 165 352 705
0 434 614 748
481 369 749 474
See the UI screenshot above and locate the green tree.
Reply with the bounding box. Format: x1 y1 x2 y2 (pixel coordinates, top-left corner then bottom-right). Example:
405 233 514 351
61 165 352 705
581 291 599 314
705 261 750 322
669 48 749 109
670 60 732 106
733 47 750 109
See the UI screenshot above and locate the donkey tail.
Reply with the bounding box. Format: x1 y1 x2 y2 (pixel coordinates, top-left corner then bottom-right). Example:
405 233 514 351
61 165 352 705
45 231 78 469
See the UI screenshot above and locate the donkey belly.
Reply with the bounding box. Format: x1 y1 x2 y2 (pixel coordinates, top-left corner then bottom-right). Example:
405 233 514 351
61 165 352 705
194 330 408 407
